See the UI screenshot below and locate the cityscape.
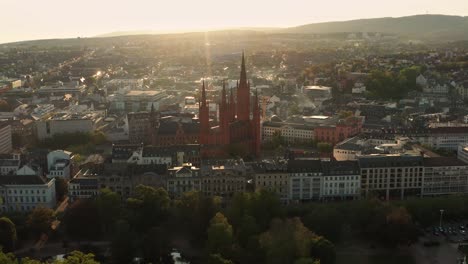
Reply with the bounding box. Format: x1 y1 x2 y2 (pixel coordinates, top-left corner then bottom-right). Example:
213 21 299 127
1 1 468 264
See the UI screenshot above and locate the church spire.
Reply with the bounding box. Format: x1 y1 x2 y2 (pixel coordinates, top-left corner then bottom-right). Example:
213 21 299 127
201 79 207 106
240 51 247 87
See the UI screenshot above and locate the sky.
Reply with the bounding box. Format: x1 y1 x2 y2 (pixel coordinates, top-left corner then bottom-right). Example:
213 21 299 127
1 0 468 44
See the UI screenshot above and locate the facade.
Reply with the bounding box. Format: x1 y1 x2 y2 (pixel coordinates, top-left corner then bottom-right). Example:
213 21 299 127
153 121 199 147
35 118 93 140
200 164 247 200
314 117 363 145
47 150 72 179
96 163 166 199
405 127 468 151
0 123 12 154
127 111 158 144
321 161 361 200
166 164 201 197
422 157 468 196
68 173 99 202
199 53 261 158
288 159 323 201
458 144 468 164
109 90 166 113
253 160 289 202
0 176 56 212
262 121 314 144
358 154 424 200
0 154 21 176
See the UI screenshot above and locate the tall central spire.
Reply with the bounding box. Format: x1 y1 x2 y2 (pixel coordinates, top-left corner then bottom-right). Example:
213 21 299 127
236 51 251 121
239 51 247 87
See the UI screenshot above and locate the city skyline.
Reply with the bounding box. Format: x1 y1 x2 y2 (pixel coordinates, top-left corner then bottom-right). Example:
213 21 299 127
2 0 468 44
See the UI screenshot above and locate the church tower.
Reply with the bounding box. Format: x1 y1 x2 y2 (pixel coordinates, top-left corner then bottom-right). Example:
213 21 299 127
236 52 250 121
199 80 210 145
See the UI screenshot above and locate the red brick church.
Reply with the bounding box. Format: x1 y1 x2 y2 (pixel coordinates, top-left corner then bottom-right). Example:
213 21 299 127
199 53 261 158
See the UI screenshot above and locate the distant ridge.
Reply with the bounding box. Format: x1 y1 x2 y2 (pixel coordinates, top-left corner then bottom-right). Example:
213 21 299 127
283 14 468 40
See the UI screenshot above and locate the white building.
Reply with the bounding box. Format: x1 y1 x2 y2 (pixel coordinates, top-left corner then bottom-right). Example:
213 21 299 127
423 157 468 196
0 176 56 212
262 121 315 144
0 123 12 154
47 150 72 179
458 144 468 164
321 161 361 200
166 163 201 197
35 114 93 140
0 154 21 175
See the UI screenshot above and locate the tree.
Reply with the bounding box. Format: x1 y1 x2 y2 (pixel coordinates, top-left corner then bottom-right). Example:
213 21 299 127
64 199 100 240
207 254 234 264
303 205 343 242
378 206 419 247
58 250 99 264
206 213 233 257
142 227 171 263
310 237 336 264
111 220 137 264
294 258 319 264
96 188 121 235
260 218 317 264
236 215 259 247
55 178 68 201
27 207 55 236
317 142 333 154
126 185 170 231
0 217 17 252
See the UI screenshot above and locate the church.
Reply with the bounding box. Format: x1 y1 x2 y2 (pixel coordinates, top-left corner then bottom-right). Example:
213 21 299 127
199 53 261 158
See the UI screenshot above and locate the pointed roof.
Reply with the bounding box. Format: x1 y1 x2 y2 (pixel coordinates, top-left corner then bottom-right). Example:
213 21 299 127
201 80 207 106
221 80 227 105
239 51 247 86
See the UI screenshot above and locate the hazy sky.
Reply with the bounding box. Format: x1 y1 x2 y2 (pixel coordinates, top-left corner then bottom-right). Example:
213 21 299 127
1 0 468 44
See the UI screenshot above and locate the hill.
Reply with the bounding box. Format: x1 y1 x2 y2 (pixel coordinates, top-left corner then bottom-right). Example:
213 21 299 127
284 14 468 41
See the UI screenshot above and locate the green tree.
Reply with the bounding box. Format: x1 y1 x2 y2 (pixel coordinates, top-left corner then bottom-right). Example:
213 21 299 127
96 188 121 235
310 237 336 264
207 254 234 264
236 215 259 247
126 185 170 231
55 178 68 201
57 250 99 264
142 226 170 263
317 142 333 154
206 213 233 257
260 218 316 264
27 207 55 236
304 205 343 242
0 217 17 252
64 199 101 240
111 220 136 264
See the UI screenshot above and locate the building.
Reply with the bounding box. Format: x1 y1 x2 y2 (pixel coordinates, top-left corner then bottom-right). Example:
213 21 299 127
288 159 323 201
0 123 12 154
422 157 468 196
262 121 315 144
199 53 261 158
0 154 21 176
314 117 363 145
398 127 468 151
458 144 468 164
96 163 166 199
127 111 158 144
109 90 167 113
68 171 99 202
358 154 424 200
253 160 289 202
166 163 201 197
153 121 199 147
46 150 72 179
0 175 56 212
200 160 248 200
35 114 94 140
321 161 361 200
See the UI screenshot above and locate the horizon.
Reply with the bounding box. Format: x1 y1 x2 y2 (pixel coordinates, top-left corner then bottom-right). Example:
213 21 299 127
2 0 468 44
